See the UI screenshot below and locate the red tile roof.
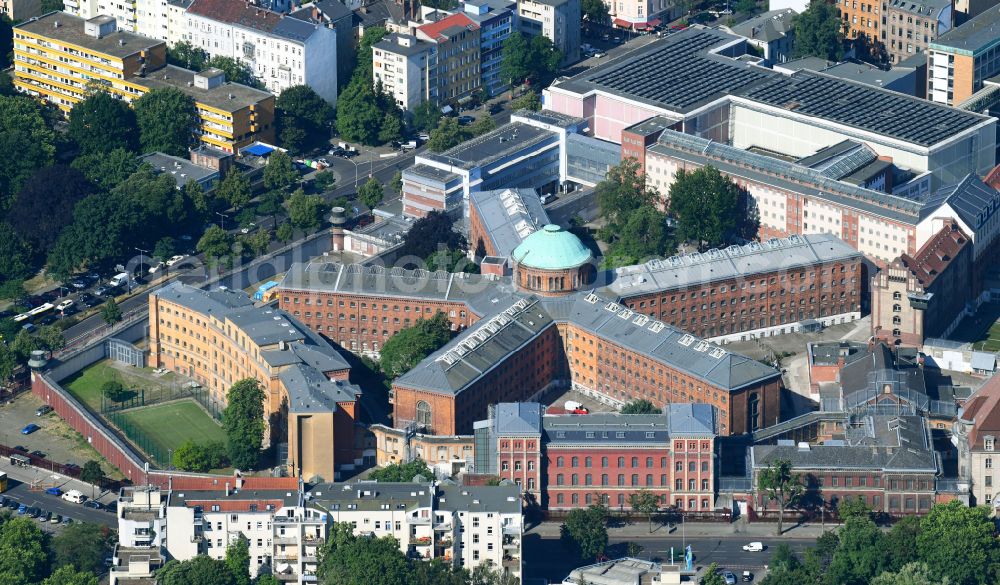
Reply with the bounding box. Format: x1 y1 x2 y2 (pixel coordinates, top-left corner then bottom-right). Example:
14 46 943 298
165 475 299 491
185 499 285 512
417 13 478 41
896 223 970 287
188 0 282 32
984 163 1000 191
962 375 1000 450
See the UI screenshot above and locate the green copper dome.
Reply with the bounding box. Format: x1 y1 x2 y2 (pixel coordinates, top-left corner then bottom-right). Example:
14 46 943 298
511 224 592 270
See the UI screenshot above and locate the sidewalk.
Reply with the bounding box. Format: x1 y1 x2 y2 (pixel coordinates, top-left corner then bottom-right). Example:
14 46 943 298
527 518 840 540
0 457 118 505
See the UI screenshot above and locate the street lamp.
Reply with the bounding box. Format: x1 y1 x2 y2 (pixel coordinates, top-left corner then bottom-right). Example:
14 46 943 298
135 247 149 277
216 211 228 231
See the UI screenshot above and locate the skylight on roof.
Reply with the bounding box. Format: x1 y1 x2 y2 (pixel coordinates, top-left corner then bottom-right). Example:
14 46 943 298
695 341 710 352
678 334 696 346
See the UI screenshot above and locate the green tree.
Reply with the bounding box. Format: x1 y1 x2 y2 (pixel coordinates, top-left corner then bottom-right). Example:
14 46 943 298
0 343 16 383
225 535 251 585
245 229 271 257
793 1 844 61
275 85 334 154
581 0 610 24
826 515 888 585
157 555 237 585
836 495 871 521
222 378 266 470
411 100 441 132
102 380 128 402
770 543 801 573
314 170 336 192
736 0 758 14
80 460 103 499
509 91 542 111
427 117 466 152
358 177 384 211
256 576 282 585
68 91 139 155
0 223 33 284
0 516 49 585
10 329 40 362
336 76 385 146
71 147 141 191
757 459 803 536
316 524 409 585
173 439 220 472
916 501 998 585
528 34 563 83
629 490 661 533
606 205 673 267
52 521 110 575
702 564 727 585
101 297 122 325
0 95 57 205
276 222 293 244
43 566 99 585
368 459 434 482
883 515 921 573
871 562 953 585
467 116 496 137
288 190 329 231
668 165 746 251
217 167 252 210
263 150 299 194
8 165 94 259
378 113 403 144
396 210 466 262
166 41 209 71
596 158 657 236
468 560 519 585
560 504 608 561
389 171 403 194
133 88 197 156
154 237 177 261
378 313 453 378
37 325 65 354
620 399 658 414
500 32 533 87
198 225 234 260
206 56 262 89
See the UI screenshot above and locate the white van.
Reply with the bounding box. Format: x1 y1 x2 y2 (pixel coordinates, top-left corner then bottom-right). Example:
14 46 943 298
61 490 85 504
109 272 130 288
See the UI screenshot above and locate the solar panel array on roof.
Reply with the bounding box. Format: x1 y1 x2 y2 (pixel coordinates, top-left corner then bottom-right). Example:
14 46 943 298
587 31 772 111
740 72 984 146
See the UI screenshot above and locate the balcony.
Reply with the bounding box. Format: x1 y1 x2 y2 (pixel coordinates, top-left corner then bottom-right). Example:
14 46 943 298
274 552 299 561
412 536 432 547
408 516 431 525
273 536 297 546
502 556 520 570
433 522 452 531
502 525 521 537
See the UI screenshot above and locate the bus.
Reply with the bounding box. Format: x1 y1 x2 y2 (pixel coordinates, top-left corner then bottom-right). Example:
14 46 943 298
12 303 55 323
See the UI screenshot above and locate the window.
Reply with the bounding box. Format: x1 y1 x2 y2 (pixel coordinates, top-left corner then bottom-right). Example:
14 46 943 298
986 436 995 452
415 401 431 427
987 458 993 469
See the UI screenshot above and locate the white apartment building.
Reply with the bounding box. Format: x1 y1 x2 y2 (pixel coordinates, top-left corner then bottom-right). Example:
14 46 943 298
956 375 1000 508
308 481 522 579
135 0 191 43
117 486 168 549
63 0 137 29
184 0 338 104
373 33 434 111
517 0 580 64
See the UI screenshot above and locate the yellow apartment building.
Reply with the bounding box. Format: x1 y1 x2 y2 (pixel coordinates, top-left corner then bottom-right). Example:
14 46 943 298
13 12 274 152
148 282 361 482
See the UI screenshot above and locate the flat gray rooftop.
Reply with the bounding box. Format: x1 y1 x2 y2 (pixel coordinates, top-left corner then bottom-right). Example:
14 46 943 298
133 65 271 112
423 121 557 169
17 12 164 59
929 6 1000 53
139 152 218 187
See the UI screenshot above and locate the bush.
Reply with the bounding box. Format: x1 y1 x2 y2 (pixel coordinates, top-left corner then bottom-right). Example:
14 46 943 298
173 439 229 472
101 380 129 402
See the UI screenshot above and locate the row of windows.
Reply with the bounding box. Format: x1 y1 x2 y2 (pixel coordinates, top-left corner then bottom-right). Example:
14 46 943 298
552 456 710 470
553 473 711 490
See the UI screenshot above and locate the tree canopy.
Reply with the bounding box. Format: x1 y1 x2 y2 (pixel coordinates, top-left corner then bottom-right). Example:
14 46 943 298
916 501 998 585
358 177 384 211
596 158 673 266
500 33 562 87
337 77 403 146
173 439 228 472
368 459 434 482
275 85 334 154
166 41 209 71
71 148 141 191
581 0 610 24
378 313 453 379
68 91 138 155
222 378 266 470
793 1 844 61
224 535 251 585
8 165 93 259
668 165 757 251
757 459 803 536
206 56 263 89
560 504 608 562
288 190 329 231
427 117 466 152
263 150 299 194
620 399 658 414
52 522 110 576
134 88 197 156
0 95 56 206
0 516 49 585
157 555 237 585
396 211 466 263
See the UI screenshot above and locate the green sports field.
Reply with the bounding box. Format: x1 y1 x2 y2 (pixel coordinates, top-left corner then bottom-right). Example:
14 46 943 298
116 400 226 458
974 320 1000 352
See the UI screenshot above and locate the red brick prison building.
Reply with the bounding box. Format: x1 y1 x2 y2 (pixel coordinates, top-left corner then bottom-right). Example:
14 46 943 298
752 414 946 515
277 225 782 438
474 402 718 511
600 234 863 343
468 187 551 273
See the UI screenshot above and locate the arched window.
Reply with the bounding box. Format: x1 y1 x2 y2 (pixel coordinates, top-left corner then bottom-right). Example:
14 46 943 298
415 401 431 427
892 316 901 325
893 291 902 300
893 304 902 313
556 456 564 467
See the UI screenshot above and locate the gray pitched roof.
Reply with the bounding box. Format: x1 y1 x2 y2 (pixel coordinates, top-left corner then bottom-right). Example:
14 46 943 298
753 414 936 472
436 483 521 514
729 8 796 42
279 364 360 413
543 413 670 446
469 188 550 258
307 481 435 512
153 282 254 315
666 403 717 435
493 402 543 436
920 174 1000 228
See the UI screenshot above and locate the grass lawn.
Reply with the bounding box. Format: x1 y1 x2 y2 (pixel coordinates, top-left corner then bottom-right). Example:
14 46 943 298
61 360 180 412
974 321 1000 352
118 400 226 461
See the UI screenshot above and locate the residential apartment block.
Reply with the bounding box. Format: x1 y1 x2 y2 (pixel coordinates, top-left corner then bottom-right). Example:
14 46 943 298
956 374 1000 507
928 7 1000 106
475 403 718 511
185 0 339 104
416 13 481 104
149 282 360 482
462 0 516 95
308 481 523 578
517 0 580 64
871 223 973 346
884 0 952 64
834 0 881 46
609 0 672 31
13 13 275 152
373 33 434 110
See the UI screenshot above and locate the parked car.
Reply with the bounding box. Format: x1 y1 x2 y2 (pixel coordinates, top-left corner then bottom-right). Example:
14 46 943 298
21 423 39 435
417 132 430 141
13 445 27 452
69 280 87 289
83 500 102 510
56 299 75 312
742 542 764 552
40 511 51 522
39 314 58 326
93 286 110 297
27 507 40 518
742 570 754 582
44 487 61 497
458 115 475 125
36 405 53 416
6 499 18 509
31 450 46 459
16 504 26 515
0 497 7 508
61 516 72 525
240 223 257 234
721 570 737 585
147 261 165 274
62 490 85 504
51 514 61 524
166 255 186 267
